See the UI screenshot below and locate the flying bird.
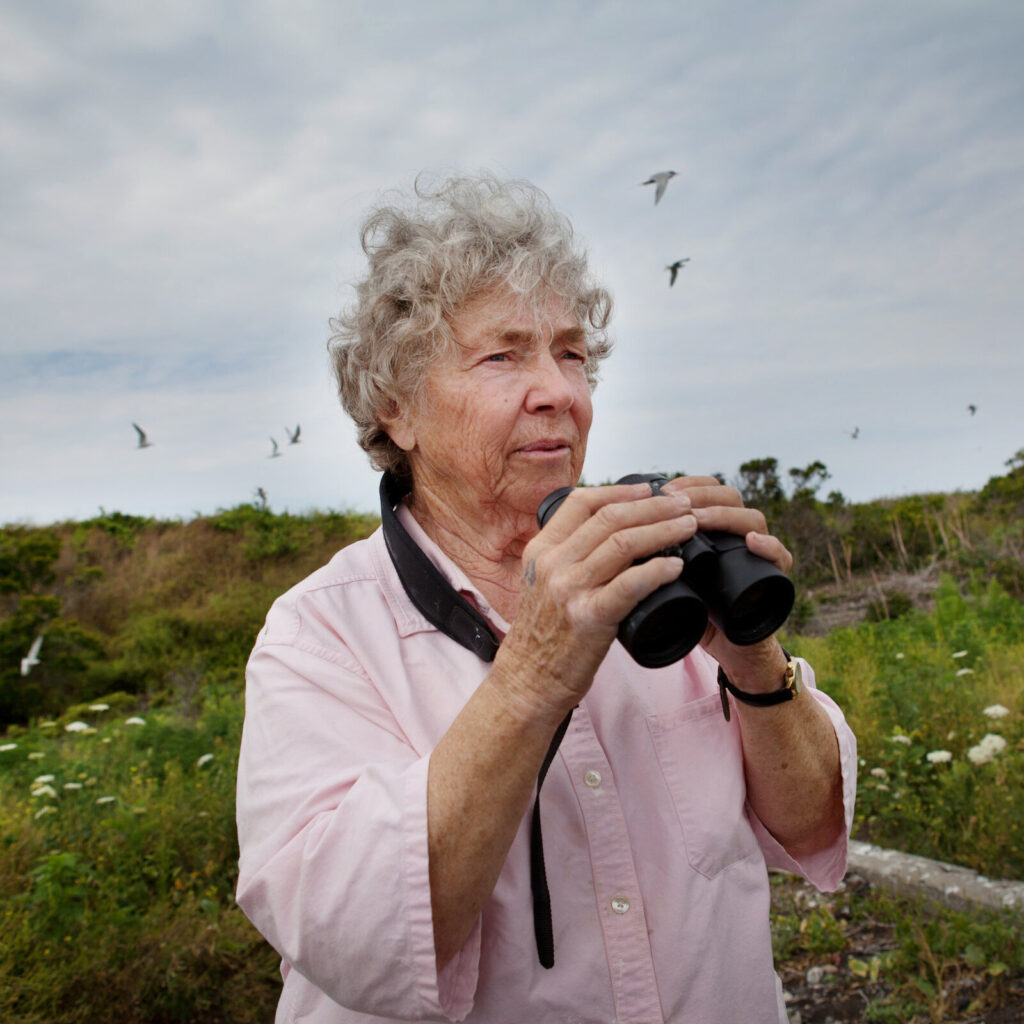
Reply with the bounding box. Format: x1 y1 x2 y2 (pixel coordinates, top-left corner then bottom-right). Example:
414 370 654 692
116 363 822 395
285 424 301 444
666 259 690 286
641 170 678 205
967 404 977 416
269 438 282 458
849 427 860 440
21 635 43 676
254 487 268 510
133 423 153 448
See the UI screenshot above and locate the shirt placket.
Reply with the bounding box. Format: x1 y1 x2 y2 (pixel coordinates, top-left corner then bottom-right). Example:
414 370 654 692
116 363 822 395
560 703 664 1024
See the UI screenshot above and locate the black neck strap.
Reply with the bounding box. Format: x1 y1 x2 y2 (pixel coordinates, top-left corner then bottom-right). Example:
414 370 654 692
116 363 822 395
378 470 569 970
379 471 501 662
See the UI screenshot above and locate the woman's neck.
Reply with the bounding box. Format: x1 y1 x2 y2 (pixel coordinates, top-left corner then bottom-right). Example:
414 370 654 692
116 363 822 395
406 485 536 623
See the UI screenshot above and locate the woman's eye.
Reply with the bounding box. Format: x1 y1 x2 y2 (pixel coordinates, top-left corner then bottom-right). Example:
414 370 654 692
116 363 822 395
486 353 508 362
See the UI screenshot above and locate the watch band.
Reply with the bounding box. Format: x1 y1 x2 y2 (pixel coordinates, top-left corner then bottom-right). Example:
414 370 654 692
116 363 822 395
718 649 801 721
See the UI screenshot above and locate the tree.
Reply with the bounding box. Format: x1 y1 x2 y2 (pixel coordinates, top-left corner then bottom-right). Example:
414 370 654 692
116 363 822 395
736 457 785 508
788 460 831 502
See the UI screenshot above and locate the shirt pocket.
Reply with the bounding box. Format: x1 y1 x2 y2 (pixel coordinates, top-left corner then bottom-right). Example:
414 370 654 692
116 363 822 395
646 693 760 879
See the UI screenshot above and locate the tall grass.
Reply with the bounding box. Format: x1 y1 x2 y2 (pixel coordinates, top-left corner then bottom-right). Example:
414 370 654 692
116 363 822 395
1 461 1023 1022
0 691 279 1023
789 576 1024 877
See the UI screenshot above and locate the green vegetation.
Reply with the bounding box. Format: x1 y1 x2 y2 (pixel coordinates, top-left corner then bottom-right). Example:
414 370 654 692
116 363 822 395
1 455 1022 1022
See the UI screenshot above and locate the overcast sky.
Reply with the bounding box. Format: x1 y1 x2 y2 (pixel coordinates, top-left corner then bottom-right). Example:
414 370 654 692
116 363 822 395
3 0 1022 527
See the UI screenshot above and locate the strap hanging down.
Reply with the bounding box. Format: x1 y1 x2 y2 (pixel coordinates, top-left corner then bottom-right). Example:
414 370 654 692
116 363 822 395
379 471 570 967
530 709 574 969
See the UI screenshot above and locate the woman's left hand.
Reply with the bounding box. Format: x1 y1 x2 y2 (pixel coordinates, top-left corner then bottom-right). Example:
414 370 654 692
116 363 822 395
659 475 793 687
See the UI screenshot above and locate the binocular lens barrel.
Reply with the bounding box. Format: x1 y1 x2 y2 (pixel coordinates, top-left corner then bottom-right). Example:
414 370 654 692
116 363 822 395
536 476 794 668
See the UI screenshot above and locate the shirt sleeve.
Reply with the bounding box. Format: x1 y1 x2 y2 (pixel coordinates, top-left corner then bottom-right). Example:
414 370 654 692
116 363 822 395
747 660 858 891
235 628 481 1021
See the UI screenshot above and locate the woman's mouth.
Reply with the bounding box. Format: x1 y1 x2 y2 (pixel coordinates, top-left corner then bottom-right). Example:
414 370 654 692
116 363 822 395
518 440 571 455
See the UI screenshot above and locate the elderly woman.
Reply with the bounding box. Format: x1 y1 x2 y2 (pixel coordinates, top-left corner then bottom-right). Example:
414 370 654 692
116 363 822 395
236 175 856 1024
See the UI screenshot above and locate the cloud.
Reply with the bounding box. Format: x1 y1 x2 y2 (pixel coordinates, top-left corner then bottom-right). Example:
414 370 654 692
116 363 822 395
2 0 1023 524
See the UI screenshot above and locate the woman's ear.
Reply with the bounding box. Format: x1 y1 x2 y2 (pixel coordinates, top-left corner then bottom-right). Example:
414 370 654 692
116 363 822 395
380 402 416 453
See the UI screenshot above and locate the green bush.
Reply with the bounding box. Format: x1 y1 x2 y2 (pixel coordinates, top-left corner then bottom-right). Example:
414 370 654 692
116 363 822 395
0 699 280 1023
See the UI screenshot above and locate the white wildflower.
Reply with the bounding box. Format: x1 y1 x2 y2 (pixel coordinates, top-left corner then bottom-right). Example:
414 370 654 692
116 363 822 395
956 668 974 677
64 721 91 733
895 652 905 660
891 734 912 746
196 753 215 768
32 774 55 785
926 750 953 765
27 751 45 760
63 782 83 791
0 743 17 752
95 796 116 805
875 783 890 792
968 734 1008 765
34 805 57 819
951 650 969 659
983 705 1010 720
870 767 888 779
32 784 58 798
124 716 146 726
39 720 57 729
88 703 110 712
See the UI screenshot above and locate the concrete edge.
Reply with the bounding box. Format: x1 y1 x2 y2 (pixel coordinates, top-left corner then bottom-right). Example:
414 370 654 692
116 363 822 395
845 839 1024 915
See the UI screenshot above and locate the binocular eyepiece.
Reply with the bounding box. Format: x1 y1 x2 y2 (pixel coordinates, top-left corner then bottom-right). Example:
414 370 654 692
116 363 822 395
536 473 795 669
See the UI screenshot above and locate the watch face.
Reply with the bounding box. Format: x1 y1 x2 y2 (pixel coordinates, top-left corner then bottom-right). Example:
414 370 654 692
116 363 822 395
786 659 802 695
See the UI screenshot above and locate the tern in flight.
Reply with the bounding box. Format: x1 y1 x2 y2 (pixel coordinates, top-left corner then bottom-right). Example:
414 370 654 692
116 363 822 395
666 259 690 286
133 423 153 448
21 635 43 676
967 404 977 416
269 438 282 458
285 424 301 444
641 170 678 205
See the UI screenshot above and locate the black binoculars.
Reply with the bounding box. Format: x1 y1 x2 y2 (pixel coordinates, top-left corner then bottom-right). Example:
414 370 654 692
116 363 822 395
536 473 795 668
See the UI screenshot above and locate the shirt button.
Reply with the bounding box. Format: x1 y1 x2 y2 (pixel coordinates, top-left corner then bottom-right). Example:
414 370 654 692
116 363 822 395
583 769 602 788
610 896 630 915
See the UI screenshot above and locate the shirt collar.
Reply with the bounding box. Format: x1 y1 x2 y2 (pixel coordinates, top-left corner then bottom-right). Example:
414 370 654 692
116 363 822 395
396 503 511 635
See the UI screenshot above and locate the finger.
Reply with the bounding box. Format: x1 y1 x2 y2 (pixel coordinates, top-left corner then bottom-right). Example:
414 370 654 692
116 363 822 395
565 513 697 592
536 481 657 542
662 477 744 509
535 483 691 557
744 531 794 574
525 504 697 608
692 505 768 536
578 554 686 631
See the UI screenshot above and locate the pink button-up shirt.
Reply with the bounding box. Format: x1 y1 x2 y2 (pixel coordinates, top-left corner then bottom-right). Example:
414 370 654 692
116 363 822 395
236 512 857 1024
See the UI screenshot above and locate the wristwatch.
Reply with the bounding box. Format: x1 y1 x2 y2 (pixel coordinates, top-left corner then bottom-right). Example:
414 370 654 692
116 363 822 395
717 649 801 721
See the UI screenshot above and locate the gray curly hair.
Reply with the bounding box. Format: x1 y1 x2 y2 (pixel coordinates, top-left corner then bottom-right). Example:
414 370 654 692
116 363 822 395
328 173 614 479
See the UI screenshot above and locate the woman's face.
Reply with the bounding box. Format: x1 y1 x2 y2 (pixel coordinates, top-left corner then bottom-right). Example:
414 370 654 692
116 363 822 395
387 287 594 530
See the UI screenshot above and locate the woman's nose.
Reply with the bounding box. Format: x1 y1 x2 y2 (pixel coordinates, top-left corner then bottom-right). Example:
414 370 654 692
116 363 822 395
525 354 574 413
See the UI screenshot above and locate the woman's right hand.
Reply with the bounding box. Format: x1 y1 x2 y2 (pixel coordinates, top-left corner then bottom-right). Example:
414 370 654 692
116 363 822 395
493 480 698 722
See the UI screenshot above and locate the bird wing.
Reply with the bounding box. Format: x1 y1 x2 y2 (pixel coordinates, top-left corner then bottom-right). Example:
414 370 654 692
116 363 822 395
654 178 668 203
668 265 678 286
27 635 43 659
133 422 148 443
